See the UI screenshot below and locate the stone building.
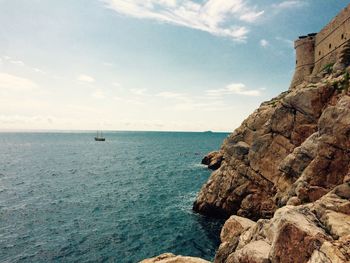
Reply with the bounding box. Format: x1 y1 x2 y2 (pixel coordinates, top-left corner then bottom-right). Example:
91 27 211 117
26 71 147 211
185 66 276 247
291 4 350 88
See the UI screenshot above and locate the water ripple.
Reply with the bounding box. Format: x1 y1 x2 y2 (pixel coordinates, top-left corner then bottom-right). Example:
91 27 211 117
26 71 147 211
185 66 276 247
0 132 227 262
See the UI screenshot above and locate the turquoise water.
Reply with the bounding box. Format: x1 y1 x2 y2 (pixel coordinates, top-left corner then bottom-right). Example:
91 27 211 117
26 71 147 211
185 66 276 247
0 132 227 262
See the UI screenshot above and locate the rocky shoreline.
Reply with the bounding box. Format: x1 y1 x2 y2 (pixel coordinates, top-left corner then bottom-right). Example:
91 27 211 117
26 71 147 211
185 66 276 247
141 5 350 260
141 67 350 262
194 69 350 221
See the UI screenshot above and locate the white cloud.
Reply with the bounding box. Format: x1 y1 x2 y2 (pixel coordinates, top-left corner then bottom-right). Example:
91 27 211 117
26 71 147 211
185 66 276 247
0 72 38 91
91 89 106 99
260 39 269 47
240 10 264 23
272 1 306 10
10 60 25 66
33 68 46 74
1 56 47 75
0 115 55 125
77 74 95 83
206 83 261 97
130 88 147 96
102 0 265 41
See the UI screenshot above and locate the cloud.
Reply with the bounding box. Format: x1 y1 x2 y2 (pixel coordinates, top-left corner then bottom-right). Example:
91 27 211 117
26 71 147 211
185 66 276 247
2 56 25 66
102 0 265 41
77 74 95 82
2 56 47 75
272 1 306 10
240 10 264 23
91 89 106 99
0 72 38 91
10 60 25 66
33 68 46 74
0 114 55 125
260 39 269 47
130 88 147 96
206 83 261 97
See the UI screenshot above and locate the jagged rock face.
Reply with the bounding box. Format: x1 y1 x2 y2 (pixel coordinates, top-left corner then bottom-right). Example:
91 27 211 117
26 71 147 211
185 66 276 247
193 71 350 221
141 72 350 263
139 253 210 263
214 184 350 263
202 151 224 170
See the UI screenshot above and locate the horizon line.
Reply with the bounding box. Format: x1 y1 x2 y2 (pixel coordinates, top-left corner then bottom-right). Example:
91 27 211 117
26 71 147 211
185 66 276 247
0 128 231 134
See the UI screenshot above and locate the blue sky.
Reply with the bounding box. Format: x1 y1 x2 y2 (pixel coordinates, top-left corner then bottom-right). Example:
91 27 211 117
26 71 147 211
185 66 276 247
0 0 348 132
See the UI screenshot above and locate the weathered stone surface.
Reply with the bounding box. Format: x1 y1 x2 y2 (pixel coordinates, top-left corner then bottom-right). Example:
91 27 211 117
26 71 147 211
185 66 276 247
202 151 224 170
139 253 210 263
215 241 240 263
142 11 350 263
282 84 334 119
220 216 255 243
211 187 350 263
194 73 346 220
308 236 350 263
226 240 270 263
192 70 350 263
320 210 350 239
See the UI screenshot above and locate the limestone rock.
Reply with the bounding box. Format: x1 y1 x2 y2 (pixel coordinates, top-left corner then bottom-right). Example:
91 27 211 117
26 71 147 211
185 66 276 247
220 216 256 243
202 151 224 170
320 210 350 239
226 240 270 263
192 69 350 263
211 186 350 263
194 72 350 221
139 253 210 263
268 208 328 263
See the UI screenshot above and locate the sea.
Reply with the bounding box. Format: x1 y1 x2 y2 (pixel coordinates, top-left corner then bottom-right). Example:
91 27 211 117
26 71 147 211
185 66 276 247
0 131 228 263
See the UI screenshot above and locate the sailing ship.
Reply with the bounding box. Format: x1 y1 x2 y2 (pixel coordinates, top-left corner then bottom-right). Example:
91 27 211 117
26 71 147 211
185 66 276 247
94 131 105 141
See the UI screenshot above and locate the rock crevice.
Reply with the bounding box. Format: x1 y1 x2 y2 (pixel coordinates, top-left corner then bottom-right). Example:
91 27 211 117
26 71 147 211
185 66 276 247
192 69 350 262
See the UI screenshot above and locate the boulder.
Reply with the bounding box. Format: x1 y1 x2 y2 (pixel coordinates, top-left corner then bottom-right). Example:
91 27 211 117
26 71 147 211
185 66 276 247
220 216 256 243
211 186 350 263
202 151 224 170
139 253 210 263
226 240 271 263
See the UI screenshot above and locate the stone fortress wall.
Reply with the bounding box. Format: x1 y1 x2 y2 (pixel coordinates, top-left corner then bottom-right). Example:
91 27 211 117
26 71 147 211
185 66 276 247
291 4 350 88
293 34 316 87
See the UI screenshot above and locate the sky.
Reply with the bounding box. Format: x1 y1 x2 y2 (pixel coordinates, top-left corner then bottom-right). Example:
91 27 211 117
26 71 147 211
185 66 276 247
0 0 349 132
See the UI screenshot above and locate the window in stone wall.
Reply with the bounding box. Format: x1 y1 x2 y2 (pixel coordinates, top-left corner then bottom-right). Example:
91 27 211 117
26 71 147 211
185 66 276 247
329 43 332 49
319 51 321 56
342 34 344 40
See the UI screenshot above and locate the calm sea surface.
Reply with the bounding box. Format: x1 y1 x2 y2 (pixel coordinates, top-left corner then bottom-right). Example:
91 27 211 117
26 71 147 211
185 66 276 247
0 132 228 263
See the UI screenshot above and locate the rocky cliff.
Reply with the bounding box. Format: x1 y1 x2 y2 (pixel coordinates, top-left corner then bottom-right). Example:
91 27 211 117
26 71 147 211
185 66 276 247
141 67 350 263
191 66 350 262
193 69 350 220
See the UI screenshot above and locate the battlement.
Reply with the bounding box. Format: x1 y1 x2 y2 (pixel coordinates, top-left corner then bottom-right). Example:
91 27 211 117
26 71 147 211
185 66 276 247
291 4 350 88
